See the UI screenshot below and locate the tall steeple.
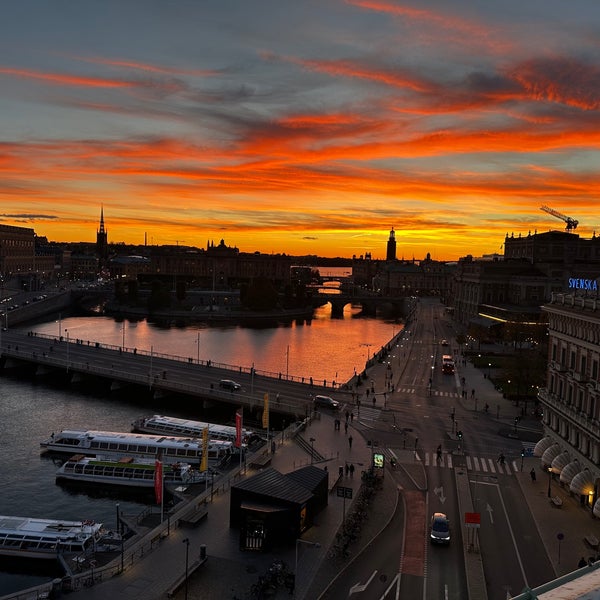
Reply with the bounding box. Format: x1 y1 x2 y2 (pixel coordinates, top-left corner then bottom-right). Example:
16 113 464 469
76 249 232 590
96 205 108 263
386 227 397 261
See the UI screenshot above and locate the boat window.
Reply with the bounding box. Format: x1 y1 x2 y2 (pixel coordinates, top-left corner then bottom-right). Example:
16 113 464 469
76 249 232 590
109 443 118 450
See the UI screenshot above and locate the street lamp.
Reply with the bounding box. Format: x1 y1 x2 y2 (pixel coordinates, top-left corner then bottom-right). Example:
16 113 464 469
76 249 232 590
547 467 552 498
182 538 190 600
309 437 315 465
488 362 491 379
65 329 69 372
121 321 126 351
295 539 320 599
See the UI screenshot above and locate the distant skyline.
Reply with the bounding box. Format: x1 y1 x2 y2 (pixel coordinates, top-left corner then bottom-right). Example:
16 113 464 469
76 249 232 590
1 1 600 260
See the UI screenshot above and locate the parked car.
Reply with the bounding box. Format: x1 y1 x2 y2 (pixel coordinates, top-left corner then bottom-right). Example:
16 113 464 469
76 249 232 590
440 339 449 346
219 379 242 391
430 512 450 544
313 395 340 410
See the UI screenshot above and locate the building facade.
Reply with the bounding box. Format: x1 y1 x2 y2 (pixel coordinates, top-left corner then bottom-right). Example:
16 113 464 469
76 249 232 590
536 292 600 517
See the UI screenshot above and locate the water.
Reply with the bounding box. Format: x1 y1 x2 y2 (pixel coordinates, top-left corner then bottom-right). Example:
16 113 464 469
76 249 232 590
0 302 400 595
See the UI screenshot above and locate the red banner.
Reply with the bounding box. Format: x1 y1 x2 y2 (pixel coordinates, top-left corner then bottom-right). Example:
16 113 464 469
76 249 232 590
235 409 243 448
154 460 163 505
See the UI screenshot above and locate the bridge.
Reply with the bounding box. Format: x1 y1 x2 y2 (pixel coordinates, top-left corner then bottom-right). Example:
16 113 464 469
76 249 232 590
0 330 358 425
312 291 411 318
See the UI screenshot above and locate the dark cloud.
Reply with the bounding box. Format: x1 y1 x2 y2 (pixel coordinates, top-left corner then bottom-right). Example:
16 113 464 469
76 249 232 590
0 214 58 220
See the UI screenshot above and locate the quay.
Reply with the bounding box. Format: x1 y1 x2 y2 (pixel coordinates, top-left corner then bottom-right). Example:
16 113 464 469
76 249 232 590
0 330 359 421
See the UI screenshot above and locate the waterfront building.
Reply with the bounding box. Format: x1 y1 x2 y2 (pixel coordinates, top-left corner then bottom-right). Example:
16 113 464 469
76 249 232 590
536 291 600 517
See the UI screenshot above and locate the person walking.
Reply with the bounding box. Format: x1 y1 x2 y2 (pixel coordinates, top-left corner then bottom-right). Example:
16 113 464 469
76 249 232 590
497 453 505 465
348 435 353 449
344 421 348 434
530 468 536 482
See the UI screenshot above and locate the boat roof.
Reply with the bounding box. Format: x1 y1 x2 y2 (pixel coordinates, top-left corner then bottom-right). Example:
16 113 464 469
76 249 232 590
0 516 102 537
139 414 250 434
62 455 191 469
54 430 232 449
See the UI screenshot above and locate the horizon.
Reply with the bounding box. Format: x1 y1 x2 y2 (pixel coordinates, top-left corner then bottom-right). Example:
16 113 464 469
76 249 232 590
1 2 599 261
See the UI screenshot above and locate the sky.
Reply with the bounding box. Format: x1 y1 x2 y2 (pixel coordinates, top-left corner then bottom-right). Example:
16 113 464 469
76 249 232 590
1 1 600 261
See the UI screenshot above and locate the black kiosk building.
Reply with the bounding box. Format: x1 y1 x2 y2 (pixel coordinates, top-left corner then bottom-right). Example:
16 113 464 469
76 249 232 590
230 466 328 551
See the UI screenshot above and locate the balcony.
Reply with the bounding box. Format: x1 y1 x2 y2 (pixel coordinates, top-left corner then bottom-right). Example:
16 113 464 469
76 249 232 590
538 388 596 436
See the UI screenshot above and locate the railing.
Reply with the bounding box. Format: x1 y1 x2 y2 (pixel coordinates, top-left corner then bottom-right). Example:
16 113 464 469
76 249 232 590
14 331 352 390
0 435 283 600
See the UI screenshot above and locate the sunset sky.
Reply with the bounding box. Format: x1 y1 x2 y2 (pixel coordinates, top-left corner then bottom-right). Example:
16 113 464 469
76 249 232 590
1 1 600 260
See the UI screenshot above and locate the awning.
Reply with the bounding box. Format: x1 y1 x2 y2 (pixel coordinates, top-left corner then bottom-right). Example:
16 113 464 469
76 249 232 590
594 498 600 519
550 451 571 474
533 436 555 457
570 469 594 496
541 444 561 468
560 459 582 485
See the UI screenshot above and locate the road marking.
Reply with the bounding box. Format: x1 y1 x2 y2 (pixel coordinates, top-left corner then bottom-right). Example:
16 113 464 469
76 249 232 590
349 570 377 595
434 486 446 503
486 503 494 524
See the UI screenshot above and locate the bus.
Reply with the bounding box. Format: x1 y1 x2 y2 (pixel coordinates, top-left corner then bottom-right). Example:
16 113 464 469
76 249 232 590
442 355 455 374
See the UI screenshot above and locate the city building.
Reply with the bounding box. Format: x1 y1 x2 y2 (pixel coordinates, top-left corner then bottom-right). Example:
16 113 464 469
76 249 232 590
452 230 600 343
536 291 600 517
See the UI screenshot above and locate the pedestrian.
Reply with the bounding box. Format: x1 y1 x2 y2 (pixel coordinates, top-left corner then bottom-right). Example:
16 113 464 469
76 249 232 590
530 468 536 482
271 440 276 455
344 421 348 434
350 412 354 422
348 435 353 449
372 396 376 407
345 463 349 476
276 393 280 404
471 388 475 399
497 453 505 465
345 410 350 423
349 463 355 477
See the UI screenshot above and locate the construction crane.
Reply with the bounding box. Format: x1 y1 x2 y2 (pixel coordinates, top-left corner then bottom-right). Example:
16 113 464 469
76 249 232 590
540 205 579 231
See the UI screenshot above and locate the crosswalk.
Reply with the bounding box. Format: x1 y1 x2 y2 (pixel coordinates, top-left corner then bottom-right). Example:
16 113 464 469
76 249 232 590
390 450 517 475
392 387 461 398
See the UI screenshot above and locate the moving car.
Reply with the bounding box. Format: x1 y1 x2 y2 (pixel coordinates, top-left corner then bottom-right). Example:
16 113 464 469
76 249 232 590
313 395 340 410
219 379 242 391
430 512 450 544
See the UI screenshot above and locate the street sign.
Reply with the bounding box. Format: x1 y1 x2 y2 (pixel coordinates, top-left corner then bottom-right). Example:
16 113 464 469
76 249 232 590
464 512 481 528
337 486 353 499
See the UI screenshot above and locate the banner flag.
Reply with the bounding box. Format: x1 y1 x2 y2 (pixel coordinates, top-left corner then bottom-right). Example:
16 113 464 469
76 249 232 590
154 458 163 505
262 393 269 429
235 409 243 448
200 427 209 472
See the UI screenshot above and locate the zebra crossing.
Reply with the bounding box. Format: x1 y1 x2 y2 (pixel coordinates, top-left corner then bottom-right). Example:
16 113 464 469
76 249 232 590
354 405 381 422
418 451 516 475
393 387 460 398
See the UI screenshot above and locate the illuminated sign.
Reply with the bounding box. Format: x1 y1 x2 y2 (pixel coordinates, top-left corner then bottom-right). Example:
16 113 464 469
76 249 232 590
568 278 598 291
372 453 385 468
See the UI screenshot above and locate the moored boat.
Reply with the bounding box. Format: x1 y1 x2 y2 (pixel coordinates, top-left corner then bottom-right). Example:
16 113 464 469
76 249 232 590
56 454 214 488
0 516 105 559
41 429 233 466
132 414 259 448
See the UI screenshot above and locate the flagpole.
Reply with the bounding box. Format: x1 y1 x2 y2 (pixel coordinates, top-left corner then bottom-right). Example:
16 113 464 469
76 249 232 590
160 466 164 522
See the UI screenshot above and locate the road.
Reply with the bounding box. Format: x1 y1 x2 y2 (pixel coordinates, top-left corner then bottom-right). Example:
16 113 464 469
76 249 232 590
338 297 549 600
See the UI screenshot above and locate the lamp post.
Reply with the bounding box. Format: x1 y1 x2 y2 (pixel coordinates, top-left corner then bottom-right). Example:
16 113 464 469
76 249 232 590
309 437 315 465
65 329 69 372
196 331 200 364
488 362 491 379
121 321 126 351
547 467 552 498
182 538 190 600
295 539 320 599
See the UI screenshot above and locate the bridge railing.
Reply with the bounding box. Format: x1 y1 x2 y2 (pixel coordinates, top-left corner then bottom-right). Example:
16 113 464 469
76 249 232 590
22 331 351 390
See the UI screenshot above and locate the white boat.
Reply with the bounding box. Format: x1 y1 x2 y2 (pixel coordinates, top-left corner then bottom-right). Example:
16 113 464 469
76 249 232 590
132 414 259 448
41 429 233 466
0 515 105 559
56 454 213 488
